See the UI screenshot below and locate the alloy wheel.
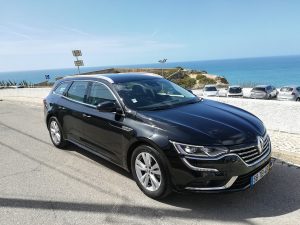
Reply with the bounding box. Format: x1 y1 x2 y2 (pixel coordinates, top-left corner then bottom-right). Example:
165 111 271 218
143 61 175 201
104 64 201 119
135 152 162 192
50 120 61 145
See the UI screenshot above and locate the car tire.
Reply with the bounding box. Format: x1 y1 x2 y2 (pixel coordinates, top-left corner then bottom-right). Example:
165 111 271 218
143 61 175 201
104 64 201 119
48 116 68 149
296 98 300 102
131 145 172 199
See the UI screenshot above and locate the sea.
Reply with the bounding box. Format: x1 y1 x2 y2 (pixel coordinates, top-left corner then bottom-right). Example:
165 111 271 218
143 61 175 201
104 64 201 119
0 55 299 87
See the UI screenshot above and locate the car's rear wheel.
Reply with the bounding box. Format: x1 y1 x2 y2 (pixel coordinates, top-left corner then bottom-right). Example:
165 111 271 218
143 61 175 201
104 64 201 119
296 98 300 102
48 117 68 149
131 145 171 199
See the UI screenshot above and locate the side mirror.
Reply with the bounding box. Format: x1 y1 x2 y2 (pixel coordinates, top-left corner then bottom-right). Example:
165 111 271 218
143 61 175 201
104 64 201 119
96 101 117 112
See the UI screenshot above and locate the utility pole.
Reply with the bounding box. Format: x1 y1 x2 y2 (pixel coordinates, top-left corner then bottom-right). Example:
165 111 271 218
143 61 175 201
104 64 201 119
158 58 167 76
72 50 84 74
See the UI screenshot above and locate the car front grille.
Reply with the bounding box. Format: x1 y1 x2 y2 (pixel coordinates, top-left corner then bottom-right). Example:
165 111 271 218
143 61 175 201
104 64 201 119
230 134 271 166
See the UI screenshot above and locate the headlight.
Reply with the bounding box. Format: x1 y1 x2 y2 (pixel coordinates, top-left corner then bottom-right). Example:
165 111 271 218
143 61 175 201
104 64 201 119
171 141 228 157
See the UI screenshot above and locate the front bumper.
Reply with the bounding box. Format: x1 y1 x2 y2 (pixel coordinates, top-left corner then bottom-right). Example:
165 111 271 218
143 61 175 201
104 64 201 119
168 141 272 192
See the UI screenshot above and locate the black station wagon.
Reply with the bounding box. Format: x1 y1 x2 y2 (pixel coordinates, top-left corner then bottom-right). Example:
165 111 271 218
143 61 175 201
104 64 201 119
44 73 272 199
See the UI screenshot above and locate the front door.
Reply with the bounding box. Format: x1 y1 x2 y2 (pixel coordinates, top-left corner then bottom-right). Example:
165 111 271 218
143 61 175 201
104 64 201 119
82 81 125 164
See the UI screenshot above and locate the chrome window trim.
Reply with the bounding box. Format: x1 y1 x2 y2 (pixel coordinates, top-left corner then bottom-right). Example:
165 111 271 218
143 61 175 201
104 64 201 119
185 176 238 191
64 75 114 83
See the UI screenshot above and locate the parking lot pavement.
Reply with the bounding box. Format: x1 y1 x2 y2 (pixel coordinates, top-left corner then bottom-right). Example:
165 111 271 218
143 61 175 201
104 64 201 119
0 101 300 225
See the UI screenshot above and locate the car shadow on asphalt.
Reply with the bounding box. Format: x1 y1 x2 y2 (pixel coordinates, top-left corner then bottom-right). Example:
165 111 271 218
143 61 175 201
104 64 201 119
160 160 300 221
65 143 300 221
0 156 299 222
66 143 132 179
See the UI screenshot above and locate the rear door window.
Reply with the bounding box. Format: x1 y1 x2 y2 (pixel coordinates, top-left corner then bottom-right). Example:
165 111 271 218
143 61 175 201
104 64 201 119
87 82 116 106
66 81 89 103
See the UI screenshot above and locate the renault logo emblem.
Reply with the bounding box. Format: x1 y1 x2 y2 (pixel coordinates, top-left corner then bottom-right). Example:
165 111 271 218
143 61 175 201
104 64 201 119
257 136 264 154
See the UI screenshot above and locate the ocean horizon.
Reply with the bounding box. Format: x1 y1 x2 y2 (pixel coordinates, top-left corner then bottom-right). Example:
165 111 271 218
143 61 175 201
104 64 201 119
0 55 299 87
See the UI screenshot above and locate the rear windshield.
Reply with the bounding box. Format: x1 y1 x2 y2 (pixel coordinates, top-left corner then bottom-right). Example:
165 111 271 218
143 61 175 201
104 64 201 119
252 87 266 92
280 87 293 92
204 87 217 91
229 87 242 92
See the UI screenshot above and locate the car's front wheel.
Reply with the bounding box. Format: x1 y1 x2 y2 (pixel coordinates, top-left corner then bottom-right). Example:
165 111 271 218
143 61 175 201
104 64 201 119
131 145 171 199
48 117 68 149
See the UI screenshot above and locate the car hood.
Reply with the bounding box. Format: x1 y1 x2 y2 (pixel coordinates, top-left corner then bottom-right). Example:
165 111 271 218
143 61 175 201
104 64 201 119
138 99 265 146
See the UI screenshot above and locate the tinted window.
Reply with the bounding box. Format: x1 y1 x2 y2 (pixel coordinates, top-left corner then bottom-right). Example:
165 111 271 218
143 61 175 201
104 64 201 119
114 78 198 111
204 87 217 91
53 82 70 95
229 87 242 93
252 87 266 92
67 81 89 102
280 87 293 92
87 82 116 106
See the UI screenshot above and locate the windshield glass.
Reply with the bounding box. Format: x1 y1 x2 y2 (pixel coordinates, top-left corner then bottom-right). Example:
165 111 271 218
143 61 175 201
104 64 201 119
229 87 242 93
113 78 199 111
252 87 266 92
280 87 293 92
204 86 217 91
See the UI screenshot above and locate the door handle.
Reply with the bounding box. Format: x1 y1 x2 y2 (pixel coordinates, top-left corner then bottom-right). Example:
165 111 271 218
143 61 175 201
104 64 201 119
82 113 91 118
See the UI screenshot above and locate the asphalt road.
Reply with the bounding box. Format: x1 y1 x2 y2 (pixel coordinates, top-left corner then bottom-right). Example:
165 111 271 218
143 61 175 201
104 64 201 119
0 101 300 225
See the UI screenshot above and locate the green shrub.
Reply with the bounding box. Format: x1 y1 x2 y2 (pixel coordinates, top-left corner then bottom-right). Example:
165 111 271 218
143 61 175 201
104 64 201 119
172 77 196 89
216 76 229 84
196 74 217 85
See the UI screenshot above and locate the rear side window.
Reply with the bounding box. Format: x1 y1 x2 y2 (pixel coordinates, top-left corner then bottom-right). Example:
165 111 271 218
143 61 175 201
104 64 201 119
67 81 89 102
53 82 70 95
87 82 116 106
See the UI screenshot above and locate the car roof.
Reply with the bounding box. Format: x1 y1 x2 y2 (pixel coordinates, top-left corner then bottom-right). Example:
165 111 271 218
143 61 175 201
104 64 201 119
204 85 217 87
63 72 162 83
280 85 298 88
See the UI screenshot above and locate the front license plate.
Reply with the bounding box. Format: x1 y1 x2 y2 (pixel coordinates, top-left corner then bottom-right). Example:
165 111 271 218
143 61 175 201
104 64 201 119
250 164 270 187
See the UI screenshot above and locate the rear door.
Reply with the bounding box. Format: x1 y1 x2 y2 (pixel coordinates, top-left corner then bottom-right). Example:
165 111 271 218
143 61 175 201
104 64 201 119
58 81 90 142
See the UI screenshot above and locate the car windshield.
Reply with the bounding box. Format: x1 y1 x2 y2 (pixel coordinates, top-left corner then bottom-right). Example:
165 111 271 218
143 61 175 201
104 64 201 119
229 87 242 92
204 87 217 91
252 87 266 92
113 78 200 111
280 87 293 92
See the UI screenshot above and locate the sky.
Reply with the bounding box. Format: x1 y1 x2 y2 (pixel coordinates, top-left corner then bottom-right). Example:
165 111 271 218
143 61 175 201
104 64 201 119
0 0 300 71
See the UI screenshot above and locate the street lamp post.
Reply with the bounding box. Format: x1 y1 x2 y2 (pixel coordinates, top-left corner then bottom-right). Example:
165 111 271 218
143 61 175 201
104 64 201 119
158 58 167 76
